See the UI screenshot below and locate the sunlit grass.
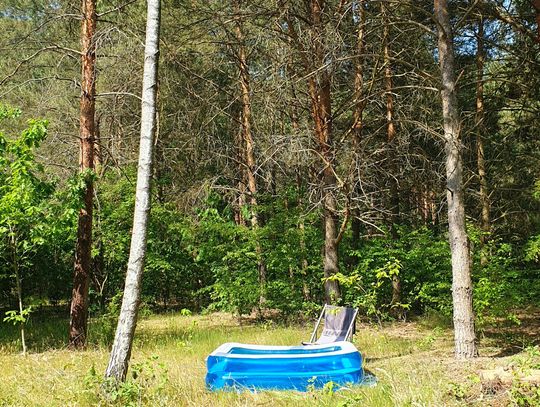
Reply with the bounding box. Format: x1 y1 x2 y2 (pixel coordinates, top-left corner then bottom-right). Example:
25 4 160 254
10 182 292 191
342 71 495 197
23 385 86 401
0 312 484 406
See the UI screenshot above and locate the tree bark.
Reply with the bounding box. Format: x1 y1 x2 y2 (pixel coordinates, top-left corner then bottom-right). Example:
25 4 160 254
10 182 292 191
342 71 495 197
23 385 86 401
434 0 478 359
94 115 103 175
382 2 402 316
296 171 311 302
104 0 161 381
349 1 366 269
232 0 266 306
308 0 340 304
233 106 247 226
69 0 96 349
10 235 26 355
352 0 366 146
476 13 490 267
533 0 540 42
383 9 399 238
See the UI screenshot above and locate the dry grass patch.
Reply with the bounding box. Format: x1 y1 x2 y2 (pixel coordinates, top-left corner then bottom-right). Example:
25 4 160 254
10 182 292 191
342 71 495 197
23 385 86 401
2 312 536 406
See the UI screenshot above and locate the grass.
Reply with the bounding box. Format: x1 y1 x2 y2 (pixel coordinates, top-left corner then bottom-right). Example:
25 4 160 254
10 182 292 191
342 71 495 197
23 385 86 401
0 310 538 406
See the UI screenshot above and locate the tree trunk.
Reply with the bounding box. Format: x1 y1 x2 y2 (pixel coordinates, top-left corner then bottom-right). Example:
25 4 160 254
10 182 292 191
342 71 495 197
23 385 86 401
233 107 247 226
69 0 96 349
309 0 340 304
382 2 402 317
476 13 490 267
348 0 366 268
352 0 366 146
11 235 26 355
104 0 161 381
94 116 103 175
383 13 399 239
349 1 366 271
296 171 311 302
533 0 540 42
434 0 478 359
233 0 266 306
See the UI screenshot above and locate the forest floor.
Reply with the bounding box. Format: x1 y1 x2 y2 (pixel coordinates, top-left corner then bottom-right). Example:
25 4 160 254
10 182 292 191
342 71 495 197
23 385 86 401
0 309 539 406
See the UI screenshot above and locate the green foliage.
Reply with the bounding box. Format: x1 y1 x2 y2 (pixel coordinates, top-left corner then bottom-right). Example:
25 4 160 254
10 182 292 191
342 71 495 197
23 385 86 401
345 227 451 320
0 106 63 351
194 192 325 315
472 234 540 328
510 383 540 407
85 356 168 406
3 306 32 325
525 181 540 264
525 235 540 263
508 347 540 407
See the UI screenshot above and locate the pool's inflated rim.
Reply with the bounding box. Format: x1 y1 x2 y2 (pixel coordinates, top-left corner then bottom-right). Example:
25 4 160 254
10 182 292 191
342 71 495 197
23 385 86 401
208 341 360 359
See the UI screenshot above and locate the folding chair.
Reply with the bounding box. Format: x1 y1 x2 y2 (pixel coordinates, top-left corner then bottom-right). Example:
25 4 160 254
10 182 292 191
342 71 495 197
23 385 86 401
303 304 358 345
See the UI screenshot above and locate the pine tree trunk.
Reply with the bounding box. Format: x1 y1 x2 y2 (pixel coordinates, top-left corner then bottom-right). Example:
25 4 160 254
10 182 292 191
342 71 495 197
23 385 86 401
296 172 311 302
533 0 540 42
232 0 266 306
104 0 161 381
233 108 247 226
382 3 402 317
94 116 103 174
309 0 340 304
349 1 366 271
476 14 490 267
69 0 96 349
352 0 366 146
434 0 478 359
383 18 399 239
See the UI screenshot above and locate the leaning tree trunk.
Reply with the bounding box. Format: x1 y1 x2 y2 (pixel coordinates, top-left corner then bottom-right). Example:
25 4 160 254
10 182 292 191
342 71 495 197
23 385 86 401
435 0 478 359
476 12 490 267
69 0 96 349
105 0 161 381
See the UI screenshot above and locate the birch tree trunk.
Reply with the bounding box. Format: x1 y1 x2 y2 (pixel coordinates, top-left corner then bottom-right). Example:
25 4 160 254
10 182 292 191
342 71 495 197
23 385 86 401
105 0 161 381
434 0 478 359
69 0 96 349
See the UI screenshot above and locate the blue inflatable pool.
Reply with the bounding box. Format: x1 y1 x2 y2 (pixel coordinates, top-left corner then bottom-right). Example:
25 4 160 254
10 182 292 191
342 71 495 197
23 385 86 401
206 341 363 391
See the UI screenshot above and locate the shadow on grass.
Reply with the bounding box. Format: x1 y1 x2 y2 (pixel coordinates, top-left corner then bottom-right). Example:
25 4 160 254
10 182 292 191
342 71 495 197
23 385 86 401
0 309 70 353
481 311 540 357
0 305 119 353
361 368 378 387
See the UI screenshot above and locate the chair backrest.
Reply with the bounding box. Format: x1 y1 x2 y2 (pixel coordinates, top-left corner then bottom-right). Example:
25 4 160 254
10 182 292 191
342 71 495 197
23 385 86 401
309 305 357 344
